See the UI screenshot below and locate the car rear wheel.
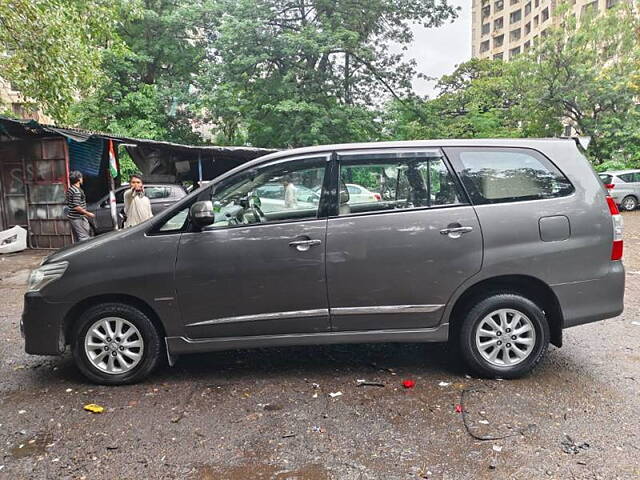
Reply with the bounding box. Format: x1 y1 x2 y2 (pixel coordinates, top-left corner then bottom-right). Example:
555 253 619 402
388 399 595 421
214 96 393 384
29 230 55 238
72 303 162 385
621 195 637 211
459 293 550 379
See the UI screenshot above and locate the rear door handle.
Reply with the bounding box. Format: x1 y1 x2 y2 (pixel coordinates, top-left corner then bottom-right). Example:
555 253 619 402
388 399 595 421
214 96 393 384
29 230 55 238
289 238 322 251
440 226 473 238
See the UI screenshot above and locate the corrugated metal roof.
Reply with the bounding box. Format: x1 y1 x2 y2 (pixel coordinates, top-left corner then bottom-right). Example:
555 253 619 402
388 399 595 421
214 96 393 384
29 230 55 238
0 116 277 156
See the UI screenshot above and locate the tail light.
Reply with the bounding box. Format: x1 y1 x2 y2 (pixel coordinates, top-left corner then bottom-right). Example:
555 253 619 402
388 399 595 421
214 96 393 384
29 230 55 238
606 196 623 260
373 193 381 201
604 183 615 190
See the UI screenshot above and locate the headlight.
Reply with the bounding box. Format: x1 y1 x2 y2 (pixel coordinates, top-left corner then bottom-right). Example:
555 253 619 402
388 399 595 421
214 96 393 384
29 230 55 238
1 234 17 246
27 262 68 292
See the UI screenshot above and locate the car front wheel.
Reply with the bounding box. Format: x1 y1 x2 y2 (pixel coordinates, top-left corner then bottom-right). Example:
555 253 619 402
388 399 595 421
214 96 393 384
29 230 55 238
72 303 162 385
459 293 550 379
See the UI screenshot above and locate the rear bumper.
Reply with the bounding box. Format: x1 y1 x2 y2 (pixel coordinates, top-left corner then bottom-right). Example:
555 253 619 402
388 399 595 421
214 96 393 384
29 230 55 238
552 261 625 329
22 293 71 355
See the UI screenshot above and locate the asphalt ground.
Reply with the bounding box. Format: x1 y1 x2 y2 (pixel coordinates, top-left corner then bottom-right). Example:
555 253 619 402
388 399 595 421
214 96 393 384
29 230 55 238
0 212 639 479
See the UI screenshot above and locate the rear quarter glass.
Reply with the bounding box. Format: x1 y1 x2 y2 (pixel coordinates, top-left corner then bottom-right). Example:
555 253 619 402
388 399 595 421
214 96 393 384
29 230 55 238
445 147 574 205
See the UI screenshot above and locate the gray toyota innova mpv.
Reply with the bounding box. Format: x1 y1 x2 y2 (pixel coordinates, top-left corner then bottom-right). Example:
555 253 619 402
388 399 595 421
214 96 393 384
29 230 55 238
22 139 625 384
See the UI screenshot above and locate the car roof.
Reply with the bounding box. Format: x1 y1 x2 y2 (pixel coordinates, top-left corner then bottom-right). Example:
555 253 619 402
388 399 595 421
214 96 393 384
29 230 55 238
251 138 576 164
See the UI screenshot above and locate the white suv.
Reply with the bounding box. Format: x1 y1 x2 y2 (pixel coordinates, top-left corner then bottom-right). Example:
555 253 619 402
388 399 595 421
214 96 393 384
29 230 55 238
599 170 640 211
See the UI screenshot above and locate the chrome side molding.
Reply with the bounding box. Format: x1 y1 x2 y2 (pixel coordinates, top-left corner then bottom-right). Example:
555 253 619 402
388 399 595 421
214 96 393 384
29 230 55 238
186 308 329 327
186 304 444 328
330 304 444 315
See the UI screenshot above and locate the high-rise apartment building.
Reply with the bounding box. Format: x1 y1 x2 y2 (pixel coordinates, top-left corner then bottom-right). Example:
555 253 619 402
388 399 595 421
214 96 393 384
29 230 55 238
471 0 626 61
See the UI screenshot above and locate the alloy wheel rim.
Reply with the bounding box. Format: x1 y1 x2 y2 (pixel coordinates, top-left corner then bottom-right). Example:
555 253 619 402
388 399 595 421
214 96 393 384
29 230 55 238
624 198 635 210
475 308 536 367
84 317 144 375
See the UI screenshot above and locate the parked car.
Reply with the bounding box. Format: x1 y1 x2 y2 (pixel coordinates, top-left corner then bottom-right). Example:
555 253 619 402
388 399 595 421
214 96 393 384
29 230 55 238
313 183 381 204
87 184 187 233
345 183 381 203
598 170 640 211
22 139 624 384
254 183 319 213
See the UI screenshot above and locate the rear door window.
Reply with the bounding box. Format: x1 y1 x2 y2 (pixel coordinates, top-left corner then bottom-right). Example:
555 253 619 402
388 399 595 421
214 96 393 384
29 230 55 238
445 147 574 205
618 173 632 182
337 151 465 215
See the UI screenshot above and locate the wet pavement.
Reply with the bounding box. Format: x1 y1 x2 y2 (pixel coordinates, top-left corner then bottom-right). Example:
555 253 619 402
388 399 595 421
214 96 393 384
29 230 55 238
1 213 640 479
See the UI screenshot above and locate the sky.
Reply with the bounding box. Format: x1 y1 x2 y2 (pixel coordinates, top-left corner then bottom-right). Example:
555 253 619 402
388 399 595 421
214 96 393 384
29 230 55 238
403 0 472 98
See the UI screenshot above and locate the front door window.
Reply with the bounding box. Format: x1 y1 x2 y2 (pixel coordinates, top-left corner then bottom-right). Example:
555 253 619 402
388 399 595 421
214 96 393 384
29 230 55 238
207 157 327 228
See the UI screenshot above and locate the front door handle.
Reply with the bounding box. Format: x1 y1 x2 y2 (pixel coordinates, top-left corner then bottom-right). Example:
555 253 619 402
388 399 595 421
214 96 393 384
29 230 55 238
440 226 473 238
289 238 322 252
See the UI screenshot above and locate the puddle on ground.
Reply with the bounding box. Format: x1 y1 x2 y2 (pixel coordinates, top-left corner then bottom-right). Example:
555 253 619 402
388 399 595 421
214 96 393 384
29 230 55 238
193 463 328 480
10 432 53 459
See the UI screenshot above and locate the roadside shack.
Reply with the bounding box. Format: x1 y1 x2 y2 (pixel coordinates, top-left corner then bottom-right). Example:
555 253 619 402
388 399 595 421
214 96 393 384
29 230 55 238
0 116 274 249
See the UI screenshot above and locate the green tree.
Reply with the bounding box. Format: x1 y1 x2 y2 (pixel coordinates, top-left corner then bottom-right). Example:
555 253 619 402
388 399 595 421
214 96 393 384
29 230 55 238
197 0 458 147
0 0 132 122
386 1 640 165
385 58 559 141
70 0 214 143
521 1 640 163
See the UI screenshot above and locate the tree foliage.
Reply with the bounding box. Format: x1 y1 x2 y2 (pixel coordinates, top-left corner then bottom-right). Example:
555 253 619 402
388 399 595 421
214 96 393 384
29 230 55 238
0 0 132 122
197 0 458 147
3 0 639 167
522 1 640 163
385 58 560 140
386 1 640 164
70 0 213 143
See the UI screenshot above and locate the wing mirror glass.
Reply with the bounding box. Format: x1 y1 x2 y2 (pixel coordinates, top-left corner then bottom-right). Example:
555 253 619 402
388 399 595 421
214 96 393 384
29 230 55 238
190 201 215 228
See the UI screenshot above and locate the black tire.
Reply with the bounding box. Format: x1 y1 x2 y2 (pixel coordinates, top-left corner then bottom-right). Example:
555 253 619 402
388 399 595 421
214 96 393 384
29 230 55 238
621 195 638 212
72 303 162 385
459 293 550 379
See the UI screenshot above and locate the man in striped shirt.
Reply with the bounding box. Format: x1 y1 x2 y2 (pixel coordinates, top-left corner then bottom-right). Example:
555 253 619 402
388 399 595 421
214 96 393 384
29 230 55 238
66 171 95 243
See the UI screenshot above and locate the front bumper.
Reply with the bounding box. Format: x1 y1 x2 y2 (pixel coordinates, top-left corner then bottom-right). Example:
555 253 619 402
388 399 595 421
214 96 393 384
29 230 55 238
552 261 625 329
22 292 71 355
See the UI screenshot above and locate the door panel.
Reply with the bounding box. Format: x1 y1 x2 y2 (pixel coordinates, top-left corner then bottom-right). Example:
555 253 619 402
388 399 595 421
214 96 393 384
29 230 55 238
326 207 482 330
174 154 331 338
94 201 115 233
176 220 329 338
326 149 483 331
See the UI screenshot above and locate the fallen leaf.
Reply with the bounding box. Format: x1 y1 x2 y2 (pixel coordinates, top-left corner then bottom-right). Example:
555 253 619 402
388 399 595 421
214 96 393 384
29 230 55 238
83 404 104 414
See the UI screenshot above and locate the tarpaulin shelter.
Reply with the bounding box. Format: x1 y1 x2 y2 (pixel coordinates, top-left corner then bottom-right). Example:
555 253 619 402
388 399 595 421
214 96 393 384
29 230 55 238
0 116 275 248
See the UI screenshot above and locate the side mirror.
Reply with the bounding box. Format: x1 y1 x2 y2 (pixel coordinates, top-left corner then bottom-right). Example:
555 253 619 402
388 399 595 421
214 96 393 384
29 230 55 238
190 201 215 228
